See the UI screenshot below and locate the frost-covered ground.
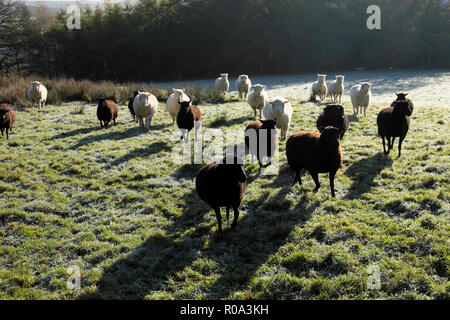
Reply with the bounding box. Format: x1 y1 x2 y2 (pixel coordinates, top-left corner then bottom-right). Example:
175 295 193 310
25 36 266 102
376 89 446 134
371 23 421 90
154 69 450 108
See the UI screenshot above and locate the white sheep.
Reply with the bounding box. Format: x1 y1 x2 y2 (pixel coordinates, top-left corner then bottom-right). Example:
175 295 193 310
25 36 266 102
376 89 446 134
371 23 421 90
27 81 48 110
310 74 328 102
133 92 159 130
247 84 268 118
328 75 345 103
215 73 229 94
263 97 293 140
350 82 372 116
235 74 252 99
166 88 190 125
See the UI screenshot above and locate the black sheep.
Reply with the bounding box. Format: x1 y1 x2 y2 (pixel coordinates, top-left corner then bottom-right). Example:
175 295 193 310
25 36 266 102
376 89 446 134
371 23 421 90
316 104 349 139
195 155 246 232
97 99 118 129
286 127 343 197
377 100 413 158
0 104 16 140
128 91 139 122
244 119 278 169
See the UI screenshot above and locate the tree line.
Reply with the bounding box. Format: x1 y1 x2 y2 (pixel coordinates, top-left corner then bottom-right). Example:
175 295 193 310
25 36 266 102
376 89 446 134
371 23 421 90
0 0 449 81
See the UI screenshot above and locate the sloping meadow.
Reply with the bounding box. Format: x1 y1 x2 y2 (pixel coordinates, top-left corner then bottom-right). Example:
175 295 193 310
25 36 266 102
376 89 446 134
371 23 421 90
0 98 448 299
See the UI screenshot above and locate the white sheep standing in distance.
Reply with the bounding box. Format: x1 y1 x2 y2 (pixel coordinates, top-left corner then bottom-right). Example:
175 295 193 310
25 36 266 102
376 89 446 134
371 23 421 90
328 75 345 103
215 73 229 94
235 75 252 99
350 82 372 116
248 84 268 118
310 74 328 102
27 81 48 110
133 91 159 130
263 97 293 140
166 88 190 125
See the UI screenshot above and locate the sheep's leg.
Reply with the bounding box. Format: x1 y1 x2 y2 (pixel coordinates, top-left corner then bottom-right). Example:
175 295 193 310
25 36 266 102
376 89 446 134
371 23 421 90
311 171 320 192
6 128 9 140
213 207 222 233
382 136 387 154
226 205 230 226
138 118 144 130
259 109 262 119
99 120 103 129
329 170 336 198
254 109 257 118
398 137 404 158
389 137 396 152
292 170 302 186
231 207 239 229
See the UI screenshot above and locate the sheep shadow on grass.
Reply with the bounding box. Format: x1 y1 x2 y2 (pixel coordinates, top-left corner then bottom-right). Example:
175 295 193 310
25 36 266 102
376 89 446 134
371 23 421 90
344 152 393 199
67 126 146 150
78 187 213 300
107 141 172 168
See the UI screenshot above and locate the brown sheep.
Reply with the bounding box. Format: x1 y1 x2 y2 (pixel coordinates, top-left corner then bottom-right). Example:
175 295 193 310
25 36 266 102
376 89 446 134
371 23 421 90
286 126 343 197
377 98 413 158
97 99 118 129
195 155 247 232
177 99 202 142
244 119 278 169
316 104 350 139
0 104 16 140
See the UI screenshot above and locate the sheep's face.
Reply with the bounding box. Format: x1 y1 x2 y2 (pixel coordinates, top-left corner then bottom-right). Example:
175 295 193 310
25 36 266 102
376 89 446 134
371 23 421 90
98 99 106 108
317 74 327 83
319 126 341 143
179 100 192 111
173 88 186 102
239 75 248 82
324 104 345 119
0 110 8 122
220 74 228 80
394 101 413 116
336 76 344 83
31 81 41 90
222 155 246 183
133 91 139 98
395 93 408 101
361 83 371 93
260 119 277 131
269 99 289 114
251 85 266 96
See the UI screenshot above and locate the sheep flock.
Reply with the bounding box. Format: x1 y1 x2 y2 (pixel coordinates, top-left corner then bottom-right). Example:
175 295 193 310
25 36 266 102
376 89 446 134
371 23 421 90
1 74 417 232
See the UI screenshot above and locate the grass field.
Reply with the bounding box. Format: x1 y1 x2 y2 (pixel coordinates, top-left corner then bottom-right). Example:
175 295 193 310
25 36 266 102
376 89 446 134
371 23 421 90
0 97 448 300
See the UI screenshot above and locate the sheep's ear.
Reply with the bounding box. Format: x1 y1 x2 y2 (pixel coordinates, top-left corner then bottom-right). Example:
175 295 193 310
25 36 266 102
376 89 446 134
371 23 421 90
40 82 43 85
262 85 266 89
405 93 408 97
318 126 325 132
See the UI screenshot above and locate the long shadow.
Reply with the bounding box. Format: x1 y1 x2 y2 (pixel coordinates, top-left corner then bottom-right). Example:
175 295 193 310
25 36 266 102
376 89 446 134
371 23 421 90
68 126 145 150
209 116 253 128
344 152 393 199
107 141 172 168
78 186 212 300
50 126 99 140
204 196 318 299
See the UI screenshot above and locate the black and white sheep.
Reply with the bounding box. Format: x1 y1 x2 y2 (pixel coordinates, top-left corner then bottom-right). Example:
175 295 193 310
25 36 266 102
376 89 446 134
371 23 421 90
176 99 202 142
